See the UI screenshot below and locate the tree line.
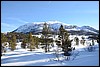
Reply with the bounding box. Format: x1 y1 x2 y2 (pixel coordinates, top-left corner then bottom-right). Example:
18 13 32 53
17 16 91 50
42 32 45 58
1 23 99 56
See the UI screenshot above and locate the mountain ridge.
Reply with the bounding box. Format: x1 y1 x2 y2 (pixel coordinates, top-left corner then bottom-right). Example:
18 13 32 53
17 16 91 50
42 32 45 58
13 21 99 35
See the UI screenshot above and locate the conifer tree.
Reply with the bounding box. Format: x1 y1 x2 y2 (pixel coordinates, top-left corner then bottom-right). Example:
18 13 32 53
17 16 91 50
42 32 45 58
59 25 65 48
42 22 51 52
1 33 7 44
81 36 85 45
35 40 39 49
34 36 39 49
1 33 8 55
92 39 94 46
29 32 35 51
97 35 99 43
7 33 13 48
10 34 16 51
74 37 79 45
59 25 71 52
21 38 27 49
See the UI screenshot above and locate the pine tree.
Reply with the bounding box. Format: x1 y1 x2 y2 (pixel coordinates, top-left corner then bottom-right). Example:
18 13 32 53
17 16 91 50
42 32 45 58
10 34 16 51
21 38 27 49
92 39 94 46
97 35 99 43
42 22 51 52
7 32 13 48
81 36 85 45
59 25 72 53
1 33 7 44
59 25 65 48
74 37 79 45
29 32 35 51
33 36 39 49
40 35 45 44
1 33 8 55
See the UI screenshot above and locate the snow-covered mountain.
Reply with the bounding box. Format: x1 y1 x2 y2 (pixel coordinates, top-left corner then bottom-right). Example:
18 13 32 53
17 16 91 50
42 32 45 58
13 21 99 35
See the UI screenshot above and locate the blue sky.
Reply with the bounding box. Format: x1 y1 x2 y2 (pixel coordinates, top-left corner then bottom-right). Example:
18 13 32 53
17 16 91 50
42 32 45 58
1 1 99 32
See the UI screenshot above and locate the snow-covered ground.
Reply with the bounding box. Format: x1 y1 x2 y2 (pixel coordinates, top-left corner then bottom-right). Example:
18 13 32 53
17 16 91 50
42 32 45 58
1 42 99 66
